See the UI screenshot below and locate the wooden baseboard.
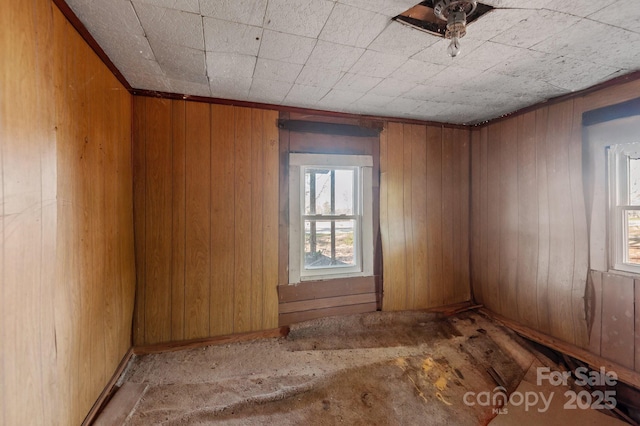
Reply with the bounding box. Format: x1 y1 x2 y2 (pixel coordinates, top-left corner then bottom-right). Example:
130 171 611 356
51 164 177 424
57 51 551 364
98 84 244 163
133 327 290 356
481 308 640 388
82 348 135 426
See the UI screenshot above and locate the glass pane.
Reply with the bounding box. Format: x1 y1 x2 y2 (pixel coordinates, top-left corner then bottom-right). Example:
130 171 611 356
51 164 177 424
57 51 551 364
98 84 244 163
630 158 640 205
304 220 356 269
304 168 354 215
626 210 640 264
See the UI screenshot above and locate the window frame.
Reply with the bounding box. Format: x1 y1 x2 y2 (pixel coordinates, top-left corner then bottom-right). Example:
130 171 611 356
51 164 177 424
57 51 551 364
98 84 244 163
289 153 373 284
608 142 640 274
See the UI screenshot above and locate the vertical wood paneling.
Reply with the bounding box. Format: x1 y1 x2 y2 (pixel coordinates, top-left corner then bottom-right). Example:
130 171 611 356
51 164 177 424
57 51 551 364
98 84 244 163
262 110 280 329
457 128 470 303
588 271 603 356
441 128 455 305
234 108 253 333
485 125 501 312
251 109 265 331
426 126 444 307
210 104 235 336
403 126 415 308
411 125 429 308
516 112 538 327
133 101 280 344
2 3 136 424
546 102 577 344
535 107 551 335
132 97 147 346
185 102 211 339
144 98 172 344
171 101 186 341
380 123 470 311
498 119 518 319
383 123 407 310
470 129 482 304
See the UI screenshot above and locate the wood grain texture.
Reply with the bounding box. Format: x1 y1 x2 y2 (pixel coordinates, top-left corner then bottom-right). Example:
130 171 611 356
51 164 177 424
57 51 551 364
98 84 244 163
1 3 135 425
379 123 470 311
133 100 280 344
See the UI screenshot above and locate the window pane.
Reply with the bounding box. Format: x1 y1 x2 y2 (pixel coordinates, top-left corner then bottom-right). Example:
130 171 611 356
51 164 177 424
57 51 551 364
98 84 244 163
626 210 640 264
304 220 356 269
630 158 640 205
304 168 354 215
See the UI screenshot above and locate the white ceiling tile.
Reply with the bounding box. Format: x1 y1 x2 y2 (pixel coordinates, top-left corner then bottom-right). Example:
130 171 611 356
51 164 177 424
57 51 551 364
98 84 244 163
390 59 447 84
135 0 199 13
317 90 365 109
589 0 640 33
369 78 417 97
386 97 424 115
209 76 253 99
490 10 581 48
249 78 292 103
133 2 204 49
465 9 535 42
153 44 206 81
319 3 390 48
401 84 442 102
258 30 316 64
336 0 418 17
545 0 618 17
206 52 257 79
126 71 171 92
368 22 440 57
166 77 211 96
451 42 525 71
264 0 335 38
305 40 364 71
479 0 552 8
412 38 485 65
284 84 331 106
66 0 155 61
532 19 640 70
200 0 268 26
296 66 345 88
353 93 398 109
427 66 484 88
348 50 406 78
254 59 303 83
334 73 382 92
203 18 262 55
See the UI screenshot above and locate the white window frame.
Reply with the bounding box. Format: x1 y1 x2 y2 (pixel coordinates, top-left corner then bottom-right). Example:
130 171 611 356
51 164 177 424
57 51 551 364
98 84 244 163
608 142 640 274
289 153 373 284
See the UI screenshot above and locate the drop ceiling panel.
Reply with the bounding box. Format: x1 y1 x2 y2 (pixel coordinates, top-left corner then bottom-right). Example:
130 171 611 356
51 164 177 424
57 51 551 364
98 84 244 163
65 0 640 124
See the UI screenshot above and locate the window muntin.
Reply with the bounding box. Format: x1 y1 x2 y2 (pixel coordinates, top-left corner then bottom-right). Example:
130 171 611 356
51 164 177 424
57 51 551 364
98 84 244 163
609 143 640 273
289 154 373 283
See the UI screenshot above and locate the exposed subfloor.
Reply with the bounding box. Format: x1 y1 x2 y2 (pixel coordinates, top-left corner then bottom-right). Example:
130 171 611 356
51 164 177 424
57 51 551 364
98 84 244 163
103 311 626 425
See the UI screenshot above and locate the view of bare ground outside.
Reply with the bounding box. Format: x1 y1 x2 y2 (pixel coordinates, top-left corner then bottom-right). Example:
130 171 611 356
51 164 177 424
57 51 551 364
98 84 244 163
628 210 640 264
305 227 355 268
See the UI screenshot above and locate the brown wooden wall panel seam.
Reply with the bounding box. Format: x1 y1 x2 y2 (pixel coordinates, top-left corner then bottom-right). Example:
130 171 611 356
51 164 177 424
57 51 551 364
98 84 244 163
279 293 378 314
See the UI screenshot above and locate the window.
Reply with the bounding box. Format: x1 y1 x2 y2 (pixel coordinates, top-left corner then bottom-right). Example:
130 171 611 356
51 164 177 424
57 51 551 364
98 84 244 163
289 153 373 283
609 142 640 273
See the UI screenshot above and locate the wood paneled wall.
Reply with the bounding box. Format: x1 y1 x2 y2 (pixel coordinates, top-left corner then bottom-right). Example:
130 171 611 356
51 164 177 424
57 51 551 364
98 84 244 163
471 105 590 346
380 122 470 311
1 2 135 425
471 77 640 351
132 98 279 346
